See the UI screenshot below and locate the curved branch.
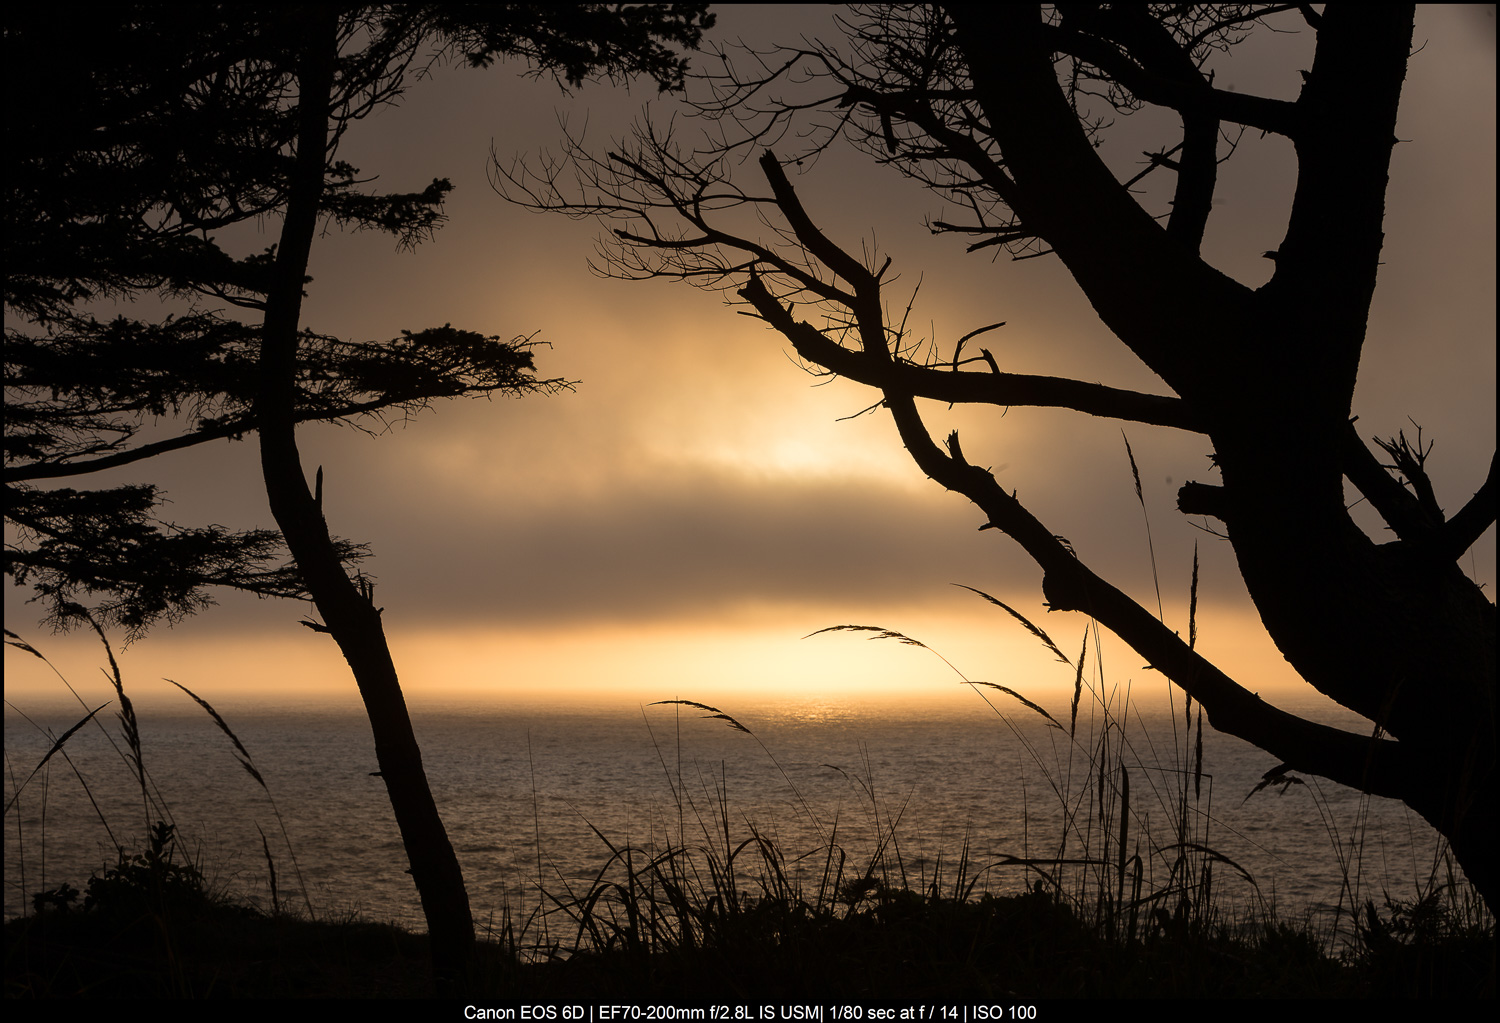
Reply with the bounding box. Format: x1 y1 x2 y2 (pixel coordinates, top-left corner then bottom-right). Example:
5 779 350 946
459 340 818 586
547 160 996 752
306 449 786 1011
1046 7 1224 252
949 7 1254 401
743 281 1412 801
750 152 1200 432
1447 451 1498 558
1036 20 1301 138
7 392 484 484
758 150 875 291
7 419 255 482
1341 422 1493 563
1340 419 1434 542
742 277 1200 431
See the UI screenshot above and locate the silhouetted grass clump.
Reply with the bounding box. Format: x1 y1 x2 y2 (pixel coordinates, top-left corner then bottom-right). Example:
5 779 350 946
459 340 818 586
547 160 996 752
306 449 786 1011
9 855 1492 998
1353 889 1498 998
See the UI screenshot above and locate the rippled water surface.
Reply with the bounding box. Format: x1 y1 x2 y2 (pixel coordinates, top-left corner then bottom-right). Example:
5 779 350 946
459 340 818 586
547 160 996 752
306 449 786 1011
5 692 1455 938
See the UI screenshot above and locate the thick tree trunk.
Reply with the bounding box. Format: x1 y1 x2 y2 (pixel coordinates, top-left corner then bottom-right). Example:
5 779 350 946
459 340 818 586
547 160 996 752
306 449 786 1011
255 11 476 991
1212 413 1497 913
743 0 1497 905
941 4 1497 911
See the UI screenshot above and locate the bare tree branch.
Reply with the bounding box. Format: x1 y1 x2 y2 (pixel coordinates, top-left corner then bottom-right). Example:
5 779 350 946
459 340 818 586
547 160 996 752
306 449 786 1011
1447 451 1498 559
775 325 1202 430
741 275 1413 803
1036 17 1302 139
1340 419 1437 542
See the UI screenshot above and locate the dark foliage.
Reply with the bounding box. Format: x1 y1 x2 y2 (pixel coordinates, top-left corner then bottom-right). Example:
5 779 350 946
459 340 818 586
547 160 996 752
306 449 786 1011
8 877 1493 998
4 2 714 990
3 4 712 635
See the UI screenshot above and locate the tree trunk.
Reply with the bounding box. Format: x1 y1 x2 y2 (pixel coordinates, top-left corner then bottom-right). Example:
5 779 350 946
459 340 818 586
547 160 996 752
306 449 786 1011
255 11 476 990
744 0 1497 906
948 3 1498 912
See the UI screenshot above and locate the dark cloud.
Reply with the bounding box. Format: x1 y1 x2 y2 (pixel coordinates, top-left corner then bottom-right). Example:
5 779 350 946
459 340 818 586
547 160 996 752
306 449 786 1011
304 450 1247 631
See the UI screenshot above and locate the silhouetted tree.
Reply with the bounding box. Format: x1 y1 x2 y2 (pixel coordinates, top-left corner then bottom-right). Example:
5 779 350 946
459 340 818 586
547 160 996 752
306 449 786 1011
504 5 1496 912
5 3 712 988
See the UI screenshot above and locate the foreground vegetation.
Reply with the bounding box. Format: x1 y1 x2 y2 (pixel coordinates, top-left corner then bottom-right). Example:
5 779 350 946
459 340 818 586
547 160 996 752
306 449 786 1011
6 628 1494 998
6 840 1493 999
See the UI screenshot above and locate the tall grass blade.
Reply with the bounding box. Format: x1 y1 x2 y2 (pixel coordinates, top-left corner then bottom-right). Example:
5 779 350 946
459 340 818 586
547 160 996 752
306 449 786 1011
167 678 313 917
3 703 109 816
1070 626 1087 739
804 624 928 650
257 822 280 915
953 584 1071 665
6 694 122 854
167 680 265 788
1186 544 1199 735
968 682 1063 730
1122 431 1164 620
8 631 141 808
1194 704 1204 802
1188 544 1200 652
649 700 751 735
527 734 553 951
651 700 827 846
1160 841 1260 891
4 630 46 658
1117 765 1130 925
78 611 149 823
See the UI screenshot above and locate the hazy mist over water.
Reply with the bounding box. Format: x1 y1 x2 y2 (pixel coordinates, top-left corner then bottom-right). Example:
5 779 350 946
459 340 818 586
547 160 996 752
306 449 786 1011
5 689 1454 943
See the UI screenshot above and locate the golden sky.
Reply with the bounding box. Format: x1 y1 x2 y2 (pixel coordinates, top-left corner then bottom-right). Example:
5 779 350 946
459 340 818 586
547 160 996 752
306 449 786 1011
5 6 1494 720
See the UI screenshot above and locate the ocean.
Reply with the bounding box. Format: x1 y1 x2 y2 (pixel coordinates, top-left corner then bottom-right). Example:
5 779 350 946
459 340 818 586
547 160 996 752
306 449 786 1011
4 690 1457 946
